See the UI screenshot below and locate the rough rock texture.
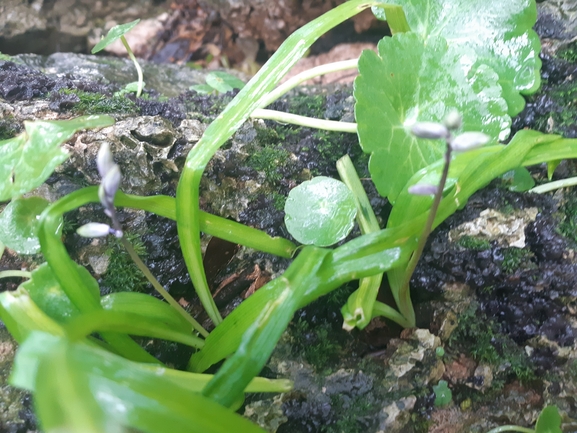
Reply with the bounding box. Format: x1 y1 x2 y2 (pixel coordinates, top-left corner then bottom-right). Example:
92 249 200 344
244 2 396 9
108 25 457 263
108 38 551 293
0 0 167 55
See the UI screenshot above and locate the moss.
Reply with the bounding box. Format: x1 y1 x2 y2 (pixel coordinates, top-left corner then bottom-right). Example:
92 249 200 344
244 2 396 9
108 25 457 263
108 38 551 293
247 144 290 183
101 233 148 293
57 88 137 115
457 235 491 251
288 94 326 118
559 41 577 63
321 394 378 433
501 247 536 274
558 194 577 243
291 318 341 373
271 192 286 211
0 116 21 140
449 303 536 388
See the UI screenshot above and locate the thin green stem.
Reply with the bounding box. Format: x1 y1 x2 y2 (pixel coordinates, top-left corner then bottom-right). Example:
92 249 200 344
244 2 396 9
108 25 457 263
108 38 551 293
372 301 413 328
120 35 144 97
0 270 31 279
120 237 209 338
251 108 357 133
258 59 359 109
337 155 386 330
529 176 577 194
115 192 297 258
484 426 534 433
397 144 452 326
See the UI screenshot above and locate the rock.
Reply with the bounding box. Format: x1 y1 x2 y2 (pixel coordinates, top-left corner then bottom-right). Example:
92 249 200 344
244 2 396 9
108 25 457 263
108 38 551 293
0 0 166 56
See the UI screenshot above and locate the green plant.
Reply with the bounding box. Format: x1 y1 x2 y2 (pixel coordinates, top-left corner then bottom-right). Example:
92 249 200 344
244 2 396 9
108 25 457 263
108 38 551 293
0 0 575 431
91 19 144 97
190 71 246 94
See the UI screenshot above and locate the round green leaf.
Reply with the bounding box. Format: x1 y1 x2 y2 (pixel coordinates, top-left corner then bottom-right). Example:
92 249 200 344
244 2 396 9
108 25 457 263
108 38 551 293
284 177 357 247
91 19 140 54
381 0 541 116
0 196 49 254
355 32 509 203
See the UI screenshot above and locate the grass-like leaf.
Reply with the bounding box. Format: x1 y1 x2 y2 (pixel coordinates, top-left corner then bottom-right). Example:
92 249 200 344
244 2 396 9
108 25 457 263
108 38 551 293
13 332 270 433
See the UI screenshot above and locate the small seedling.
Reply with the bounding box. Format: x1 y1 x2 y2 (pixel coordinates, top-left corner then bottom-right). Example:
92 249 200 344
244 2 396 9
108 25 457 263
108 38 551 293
190 71 245 94
91 19 144 97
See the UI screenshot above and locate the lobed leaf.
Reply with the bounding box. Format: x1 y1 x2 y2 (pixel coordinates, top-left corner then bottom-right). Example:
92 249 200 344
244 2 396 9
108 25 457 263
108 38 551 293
205 71 246 93
535 406 562 433
378 0 541 115
0 115 114 201
355 32 509 203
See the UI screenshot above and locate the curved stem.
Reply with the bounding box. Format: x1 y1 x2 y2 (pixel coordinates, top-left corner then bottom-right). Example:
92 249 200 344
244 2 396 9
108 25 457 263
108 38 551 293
257 59 359 109
484 426 534 433
529 175 577 194
0 270 31 280
372 301 413 328
251 108 357 133
175 0 384 327
121 35 144 97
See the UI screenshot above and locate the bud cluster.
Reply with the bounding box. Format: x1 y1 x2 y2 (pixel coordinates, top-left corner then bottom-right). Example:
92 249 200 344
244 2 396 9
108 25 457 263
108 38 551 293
408 111 490 196
77 143 124 238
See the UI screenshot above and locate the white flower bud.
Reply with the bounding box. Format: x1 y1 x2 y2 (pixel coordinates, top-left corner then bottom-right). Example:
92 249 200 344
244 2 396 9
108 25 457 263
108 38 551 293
443 111 462 130
408 184 439 196
101 164 121 203
97 142 115 178
77 222 112 238
111 228 123 238
450 132 490 152
410 122 449 140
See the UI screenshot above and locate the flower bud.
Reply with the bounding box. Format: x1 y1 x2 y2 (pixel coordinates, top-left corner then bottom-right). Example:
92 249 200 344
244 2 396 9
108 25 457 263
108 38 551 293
410 122 449 140
100 164 121 206
450 132 490 152
97 142 115 178
443 111 462 130
408 184 439 196
77 222 112 238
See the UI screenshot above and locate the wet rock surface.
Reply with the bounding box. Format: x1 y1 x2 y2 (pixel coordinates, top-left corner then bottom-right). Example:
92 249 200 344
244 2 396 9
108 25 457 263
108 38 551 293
2 2 577 431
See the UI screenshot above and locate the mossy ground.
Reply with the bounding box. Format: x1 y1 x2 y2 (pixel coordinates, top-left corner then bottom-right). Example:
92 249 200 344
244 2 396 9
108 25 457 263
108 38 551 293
449 303 537 395
100 233 149 293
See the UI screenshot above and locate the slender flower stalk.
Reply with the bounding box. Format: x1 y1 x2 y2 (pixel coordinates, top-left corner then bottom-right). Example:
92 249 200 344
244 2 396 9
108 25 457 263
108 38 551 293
398 114 489 310
77 143 208 336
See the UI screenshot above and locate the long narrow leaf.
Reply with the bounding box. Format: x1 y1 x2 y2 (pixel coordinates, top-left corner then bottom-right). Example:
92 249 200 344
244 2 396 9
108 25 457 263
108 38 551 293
175 0 390 326
13 332 269 433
